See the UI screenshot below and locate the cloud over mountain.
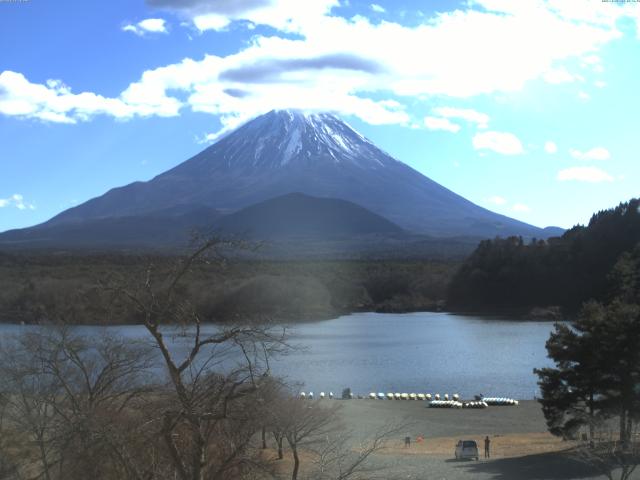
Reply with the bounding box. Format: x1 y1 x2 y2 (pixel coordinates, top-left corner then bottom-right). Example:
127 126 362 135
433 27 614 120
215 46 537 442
1 0 638 130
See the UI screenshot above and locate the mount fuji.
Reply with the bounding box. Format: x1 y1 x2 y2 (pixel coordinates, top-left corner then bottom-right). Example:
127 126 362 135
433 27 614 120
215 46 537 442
0 109 562 251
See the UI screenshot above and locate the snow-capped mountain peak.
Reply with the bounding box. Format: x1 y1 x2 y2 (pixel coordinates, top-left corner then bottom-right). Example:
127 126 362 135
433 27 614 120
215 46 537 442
36 109 555 240
198 109 393 170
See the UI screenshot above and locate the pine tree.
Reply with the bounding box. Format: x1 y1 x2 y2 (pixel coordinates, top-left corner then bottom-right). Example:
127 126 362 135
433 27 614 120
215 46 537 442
534 306 606 440
535 248 640 445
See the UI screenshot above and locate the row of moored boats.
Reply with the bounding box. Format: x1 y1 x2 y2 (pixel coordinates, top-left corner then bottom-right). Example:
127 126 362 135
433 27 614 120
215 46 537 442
298 391 518 407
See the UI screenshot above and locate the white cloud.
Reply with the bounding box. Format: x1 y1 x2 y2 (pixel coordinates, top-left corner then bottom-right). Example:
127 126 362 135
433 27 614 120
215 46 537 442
196 131 221 144
582 54 601 65
0 194 35 210
0 71 142 123
122 24 139 34
472 131 524 155
544 141 558 154
139 18 168 33
192 14 231 31
3 0 640 128
122 18 168 36
431 106 489 128
570 146 610 161
557 166 614 183
488 195 507 205
578 91 591 101
167 0 340 34
542 66 575 84
581 54 604 72
424 116 460 133
371 4 385 13
594 80 607 88
512 203 531 212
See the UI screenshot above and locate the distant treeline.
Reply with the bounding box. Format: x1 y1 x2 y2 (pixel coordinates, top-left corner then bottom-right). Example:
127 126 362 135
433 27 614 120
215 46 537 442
447 198 640 314
0 253 457 324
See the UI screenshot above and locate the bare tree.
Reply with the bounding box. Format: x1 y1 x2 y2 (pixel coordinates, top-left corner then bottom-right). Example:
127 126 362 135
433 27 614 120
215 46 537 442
268 395 408 480
271 397 341 480
0 327 156 480
111 238 289 480
0 334 60 480
0 394 18 479
310 422 408 480
0 239 414 480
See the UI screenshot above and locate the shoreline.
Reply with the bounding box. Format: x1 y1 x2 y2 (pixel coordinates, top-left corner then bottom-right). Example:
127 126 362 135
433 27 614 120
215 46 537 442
0 307 566 327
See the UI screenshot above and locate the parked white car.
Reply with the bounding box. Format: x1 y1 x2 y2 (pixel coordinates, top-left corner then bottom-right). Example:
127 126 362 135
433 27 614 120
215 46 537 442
455 440 479 460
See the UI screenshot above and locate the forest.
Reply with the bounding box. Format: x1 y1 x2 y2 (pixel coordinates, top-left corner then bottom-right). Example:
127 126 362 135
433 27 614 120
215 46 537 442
447 198 640 315
0 252 456 325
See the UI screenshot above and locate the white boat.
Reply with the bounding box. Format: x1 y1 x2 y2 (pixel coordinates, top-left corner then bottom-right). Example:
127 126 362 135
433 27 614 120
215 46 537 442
483 397 518 406
429 400 463 408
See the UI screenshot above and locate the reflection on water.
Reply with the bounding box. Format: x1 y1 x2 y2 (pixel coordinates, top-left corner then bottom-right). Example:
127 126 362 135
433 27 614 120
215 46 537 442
0 312 558 399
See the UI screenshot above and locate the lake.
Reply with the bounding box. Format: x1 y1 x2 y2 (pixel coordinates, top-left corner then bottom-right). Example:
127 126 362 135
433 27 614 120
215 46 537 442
0 312 558 399
274 312 557 399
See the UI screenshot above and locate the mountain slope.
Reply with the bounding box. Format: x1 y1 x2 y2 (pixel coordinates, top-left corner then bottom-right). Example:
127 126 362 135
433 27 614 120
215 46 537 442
214 192 404 238
2 109 559 246
0 205 221 249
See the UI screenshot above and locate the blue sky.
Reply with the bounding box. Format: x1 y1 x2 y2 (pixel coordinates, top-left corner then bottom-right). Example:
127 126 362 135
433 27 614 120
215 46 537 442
1 0 639 232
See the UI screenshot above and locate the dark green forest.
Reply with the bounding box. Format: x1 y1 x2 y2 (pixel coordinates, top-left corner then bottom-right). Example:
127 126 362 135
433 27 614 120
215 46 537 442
447 198 640 314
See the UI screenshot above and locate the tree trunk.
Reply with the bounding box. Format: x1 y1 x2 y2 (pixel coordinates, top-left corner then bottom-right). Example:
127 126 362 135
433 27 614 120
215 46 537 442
273 432 283 459
192 428 207 480
291 446 300 480
37 437 52 480
619 410 627 448
589 392 595 442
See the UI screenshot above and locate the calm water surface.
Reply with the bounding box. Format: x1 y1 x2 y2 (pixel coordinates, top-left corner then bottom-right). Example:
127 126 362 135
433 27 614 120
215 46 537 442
0 312 558 399
275 312 557 399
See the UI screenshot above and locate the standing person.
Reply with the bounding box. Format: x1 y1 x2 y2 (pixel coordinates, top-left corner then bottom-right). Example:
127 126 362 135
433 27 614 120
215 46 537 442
484 436 491 458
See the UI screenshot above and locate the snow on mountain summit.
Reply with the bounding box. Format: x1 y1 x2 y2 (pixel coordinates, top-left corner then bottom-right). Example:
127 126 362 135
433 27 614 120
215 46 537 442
194 109 395 170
